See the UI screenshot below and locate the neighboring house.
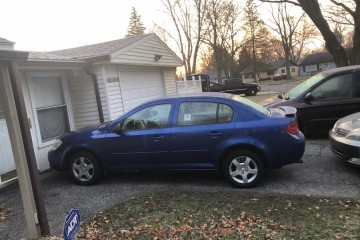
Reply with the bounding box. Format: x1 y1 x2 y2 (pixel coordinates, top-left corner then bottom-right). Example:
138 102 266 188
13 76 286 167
299 48 353 76
0 37 15 50
0 33 183 186
240 60 299 81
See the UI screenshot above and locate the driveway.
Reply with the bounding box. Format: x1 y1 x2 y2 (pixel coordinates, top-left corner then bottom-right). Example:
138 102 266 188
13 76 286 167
1 139 359 239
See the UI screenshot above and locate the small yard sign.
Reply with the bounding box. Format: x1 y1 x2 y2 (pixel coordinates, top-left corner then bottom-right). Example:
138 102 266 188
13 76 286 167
63 208 81 240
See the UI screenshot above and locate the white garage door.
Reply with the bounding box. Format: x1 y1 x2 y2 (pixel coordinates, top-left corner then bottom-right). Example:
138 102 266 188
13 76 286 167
121 69 165 112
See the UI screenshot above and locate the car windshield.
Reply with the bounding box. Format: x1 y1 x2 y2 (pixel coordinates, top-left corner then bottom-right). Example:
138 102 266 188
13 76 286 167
232 95 268 115
286 73 325 99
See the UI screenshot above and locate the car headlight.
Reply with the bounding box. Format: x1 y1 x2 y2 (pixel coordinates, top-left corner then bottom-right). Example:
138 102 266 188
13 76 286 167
345 129 360 141
51 139 63 151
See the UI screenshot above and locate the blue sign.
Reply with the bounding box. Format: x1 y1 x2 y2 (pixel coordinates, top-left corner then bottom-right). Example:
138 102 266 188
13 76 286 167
63 208 81 240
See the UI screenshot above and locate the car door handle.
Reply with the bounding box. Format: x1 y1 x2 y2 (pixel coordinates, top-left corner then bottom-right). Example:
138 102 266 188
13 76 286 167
152 135 165 141
209 132 224 138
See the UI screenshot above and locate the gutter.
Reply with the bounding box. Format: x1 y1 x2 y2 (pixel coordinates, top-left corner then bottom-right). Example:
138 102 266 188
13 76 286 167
85 66 104 123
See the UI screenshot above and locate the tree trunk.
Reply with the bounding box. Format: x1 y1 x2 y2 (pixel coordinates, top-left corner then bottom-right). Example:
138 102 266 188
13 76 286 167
351 2 360 65
297 0 348 67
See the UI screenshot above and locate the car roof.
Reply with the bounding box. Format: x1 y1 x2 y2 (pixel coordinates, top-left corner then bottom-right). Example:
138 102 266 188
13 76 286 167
322 65 360 77
163 92 233 100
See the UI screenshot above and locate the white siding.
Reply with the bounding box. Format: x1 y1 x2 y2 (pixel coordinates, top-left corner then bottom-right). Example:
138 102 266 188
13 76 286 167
93 65 111 121
111 35 182 66
104 65 124 119
163 68 178 95
68 72 100 128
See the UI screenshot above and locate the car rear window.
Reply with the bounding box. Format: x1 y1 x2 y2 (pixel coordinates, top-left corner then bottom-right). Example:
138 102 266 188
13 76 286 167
231 95 268 115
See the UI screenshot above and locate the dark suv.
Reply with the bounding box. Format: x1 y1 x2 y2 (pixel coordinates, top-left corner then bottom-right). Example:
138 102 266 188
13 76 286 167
261 65 360 136
210 78 261 96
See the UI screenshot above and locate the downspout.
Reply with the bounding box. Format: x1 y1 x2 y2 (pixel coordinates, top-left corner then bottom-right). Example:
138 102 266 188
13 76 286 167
85 66 104 123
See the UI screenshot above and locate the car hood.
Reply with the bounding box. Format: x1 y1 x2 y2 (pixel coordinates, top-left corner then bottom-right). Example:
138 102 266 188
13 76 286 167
334 112 360 132
60 123 101 139
259 94 287 107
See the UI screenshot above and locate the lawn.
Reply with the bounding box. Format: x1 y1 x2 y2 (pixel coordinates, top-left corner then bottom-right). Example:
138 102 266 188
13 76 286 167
41 190 360 240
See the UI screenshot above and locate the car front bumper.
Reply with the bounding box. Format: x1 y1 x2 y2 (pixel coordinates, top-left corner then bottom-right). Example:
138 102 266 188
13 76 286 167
329 131 360 166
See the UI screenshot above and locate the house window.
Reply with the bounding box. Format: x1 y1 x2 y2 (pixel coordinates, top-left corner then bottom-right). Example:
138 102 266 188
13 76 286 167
281 69 286 73
291 67 296 73
28 73 72 144
267 70 274 75
305 65 317 72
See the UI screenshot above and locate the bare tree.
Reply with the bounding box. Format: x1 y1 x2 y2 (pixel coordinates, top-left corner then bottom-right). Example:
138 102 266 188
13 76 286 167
266 3 318 78
243 0 272 82
202 0 243 81
260 0 360 66
161 0 207 75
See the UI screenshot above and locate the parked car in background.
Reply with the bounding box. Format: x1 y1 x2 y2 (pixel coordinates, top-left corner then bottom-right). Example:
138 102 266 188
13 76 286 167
273 73 287 81
48 92 305 188
329 112 360 166
210 78 261 96
261 65 360 136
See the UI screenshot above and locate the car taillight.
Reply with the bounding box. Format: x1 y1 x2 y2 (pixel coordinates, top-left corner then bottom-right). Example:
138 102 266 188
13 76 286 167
285 120 299 135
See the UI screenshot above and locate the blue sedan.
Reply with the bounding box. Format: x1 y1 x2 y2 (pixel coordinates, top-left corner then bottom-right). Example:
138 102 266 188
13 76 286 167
48 92 305 188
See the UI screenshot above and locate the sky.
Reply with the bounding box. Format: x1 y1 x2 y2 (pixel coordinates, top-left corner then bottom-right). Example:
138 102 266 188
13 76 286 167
1 0 167 52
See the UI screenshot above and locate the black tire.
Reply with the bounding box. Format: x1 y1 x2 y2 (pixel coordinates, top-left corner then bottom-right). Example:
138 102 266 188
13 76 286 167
222 150 264 188
246 88 257 96
68 151 103 186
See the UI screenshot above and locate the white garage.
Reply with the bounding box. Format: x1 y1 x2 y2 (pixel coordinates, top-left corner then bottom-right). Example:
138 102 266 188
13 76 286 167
120 68 165 112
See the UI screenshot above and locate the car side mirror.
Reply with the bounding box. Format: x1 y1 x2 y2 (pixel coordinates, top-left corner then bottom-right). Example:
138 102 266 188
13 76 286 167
304 92 313 102
112 122 124 135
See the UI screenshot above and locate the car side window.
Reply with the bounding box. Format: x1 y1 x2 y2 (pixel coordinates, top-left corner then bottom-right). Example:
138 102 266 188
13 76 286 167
121 104 171 131
177 102 233 126
311 73 353 101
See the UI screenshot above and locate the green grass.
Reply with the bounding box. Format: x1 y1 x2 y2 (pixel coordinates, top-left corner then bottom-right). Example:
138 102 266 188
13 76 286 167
59 190 360 240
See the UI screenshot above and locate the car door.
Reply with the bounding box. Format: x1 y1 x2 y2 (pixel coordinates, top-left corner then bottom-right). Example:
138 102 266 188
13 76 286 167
301 72 360 134
169 100 236 168
105 103 173 168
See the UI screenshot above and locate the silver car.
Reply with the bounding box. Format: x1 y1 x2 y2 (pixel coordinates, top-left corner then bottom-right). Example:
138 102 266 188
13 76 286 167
329 112 360 166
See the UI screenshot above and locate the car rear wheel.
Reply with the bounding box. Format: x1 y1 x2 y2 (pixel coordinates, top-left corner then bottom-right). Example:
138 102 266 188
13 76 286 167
69 151 103 186
245 88 257 96
223 150 264 188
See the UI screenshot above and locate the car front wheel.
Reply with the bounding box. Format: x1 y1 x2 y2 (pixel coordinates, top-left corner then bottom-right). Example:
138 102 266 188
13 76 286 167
69 151 103 186
223 150 264 188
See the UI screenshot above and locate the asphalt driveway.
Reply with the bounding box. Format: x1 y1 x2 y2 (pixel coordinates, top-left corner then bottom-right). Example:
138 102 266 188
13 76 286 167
1 139 359 240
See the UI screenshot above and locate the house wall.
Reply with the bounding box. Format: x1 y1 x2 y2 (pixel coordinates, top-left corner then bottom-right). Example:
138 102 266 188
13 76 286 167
18 69 102 172
277 66 299 77
163 68 178 95
67 70 101 128
112 36 181 67
93 65 111 121
299 62 336 76
105 64 124 120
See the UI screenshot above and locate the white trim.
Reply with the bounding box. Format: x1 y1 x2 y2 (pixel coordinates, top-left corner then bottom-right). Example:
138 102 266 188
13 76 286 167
27 72 74 148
